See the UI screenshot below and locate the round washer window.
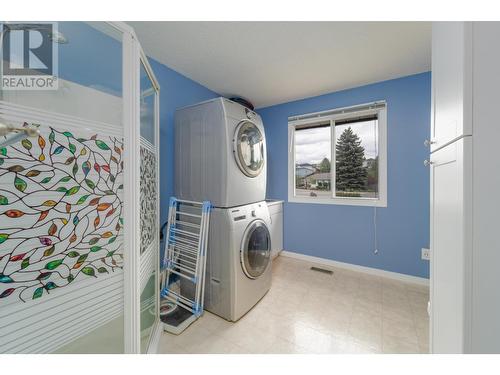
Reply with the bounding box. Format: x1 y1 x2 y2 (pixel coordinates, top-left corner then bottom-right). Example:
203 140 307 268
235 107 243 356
233 121 265 178
241 220 271 279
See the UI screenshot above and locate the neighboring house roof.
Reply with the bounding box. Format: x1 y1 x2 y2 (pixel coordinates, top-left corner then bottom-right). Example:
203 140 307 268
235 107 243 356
306 172 331 181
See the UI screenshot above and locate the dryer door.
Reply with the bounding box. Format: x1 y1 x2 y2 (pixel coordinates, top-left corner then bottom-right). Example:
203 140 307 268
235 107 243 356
240 219 271 279
233 120 265 178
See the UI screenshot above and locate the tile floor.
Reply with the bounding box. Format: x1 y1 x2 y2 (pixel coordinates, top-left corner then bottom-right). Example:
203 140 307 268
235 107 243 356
158 255 430 354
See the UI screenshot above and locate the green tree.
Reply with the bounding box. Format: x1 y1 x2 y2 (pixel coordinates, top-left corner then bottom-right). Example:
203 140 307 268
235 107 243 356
335 127 367 191
318 157 331 172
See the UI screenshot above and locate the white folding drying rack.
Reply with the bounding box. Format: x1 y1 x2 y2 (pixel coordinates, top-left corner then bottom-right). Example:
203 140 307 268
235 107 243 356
160 197 211 334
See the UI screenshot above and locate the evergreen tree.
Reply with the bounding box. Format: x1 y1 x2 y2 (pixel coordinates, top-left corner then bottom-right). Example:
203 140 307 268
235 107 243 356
335 127 367 191
319 157 331 172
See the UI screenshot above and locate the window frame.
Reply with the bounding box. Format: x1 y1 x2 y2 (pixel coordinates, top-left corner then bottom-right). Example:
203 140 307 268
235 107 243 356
288 102 387 207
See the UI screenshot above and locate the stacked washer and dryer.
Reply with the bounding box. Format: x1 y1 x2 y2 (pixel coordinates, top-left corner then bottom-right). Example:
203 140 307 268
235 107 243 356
175 98 272 322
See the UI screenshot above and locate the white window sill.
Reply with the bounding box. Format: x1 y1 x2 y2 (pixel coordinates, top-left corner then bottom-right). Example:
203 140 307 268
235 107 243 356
288 195 387 207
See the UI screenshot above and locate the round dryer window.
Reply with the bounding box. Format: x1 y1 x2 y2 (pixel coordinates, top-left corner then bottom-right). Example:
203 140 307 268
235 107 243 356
240 220 271 279
233 120 265 178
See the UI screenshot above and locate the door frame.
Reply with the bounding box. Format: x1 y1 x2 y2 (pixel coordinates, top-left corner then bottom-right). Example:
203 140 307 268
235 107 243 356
108 21 161 354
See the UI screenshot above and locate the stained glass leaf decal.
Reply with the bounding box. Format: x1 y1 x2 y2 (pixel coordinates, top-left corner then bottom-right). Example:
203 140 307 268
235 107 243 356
114 146 121 155
80 148 87 156
90 246 101 252
89 237 99 245
38 211 49 222
107 250 116 257
89 197 100 206
45 282 57 290
65 203 71 213
37 272 51 280
101 165 111 173
77 254 87 263
1 288 15 298
41 176 52 184
56 187 67 193
73 262 83 269
39 154 45 161
0 147 7 156
64 157 75 165
26 170 41 177
65 186 80 196
53 146 64 155
5 210 24 218
14 176 27 192
38 136 46 149
85 179 95 189
117 184 123 190
97 203 111 212
67 251 79 258
69 143 76 154
98 267 109 274
49 130 55 144
94 163 100 173
82 161 91 176
95 140 110 151
44 245 55 257
82 267 96 277
21 257 30 269
48 224 57 236
45 259 62 270
33 287 43 299
108 237 117 244
75 194 89 206
10 253 26 261
0 275 14 283
0 233 8 244
106 208 115 217
0 158 3 166
9 165 25 172
101 231 113 238
40 237 52 246
22 139 32 150
63 131 74 138
59 176 71 183
94 217 100 228
61 218 68 225
67 274 74 283
42 200 57 207
72 162 78 176
0 195 9 205
69 234 77 243
110 156 119 165
73 216 79 225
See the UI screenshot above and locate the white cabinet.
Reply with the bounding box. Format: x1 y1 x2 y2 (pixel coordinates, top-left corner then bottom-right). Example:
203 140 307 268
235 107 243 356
430 21 500 353
429 138 471 353
266 200 283 259
430 22 472 152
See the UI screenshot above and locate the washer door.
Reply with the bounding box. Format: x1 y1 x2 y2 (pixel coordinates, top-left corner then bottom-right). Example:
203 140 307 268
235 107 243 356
240 219 271 279
233 120 265 178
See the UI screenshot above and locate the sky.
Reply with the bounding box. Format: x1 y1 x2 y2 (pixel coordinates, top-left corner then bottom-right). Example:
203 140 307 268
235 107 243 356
295 119 378 165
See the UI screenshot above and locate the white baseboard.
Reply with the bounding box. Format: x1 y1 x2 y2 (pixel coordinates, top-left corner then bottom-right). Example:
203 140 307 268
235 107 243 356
147 320 163 354
280 250 429 286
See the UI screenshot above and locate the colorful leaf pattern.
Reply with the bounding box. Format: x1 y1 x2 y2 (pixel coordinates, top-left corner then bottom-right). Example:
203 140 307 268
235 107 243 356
0 127 124 302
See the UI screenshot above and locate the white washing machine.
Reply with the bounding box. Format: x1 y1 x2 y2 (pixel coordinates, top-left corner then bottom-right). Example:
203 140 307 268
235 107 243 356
182 201 272 321
174 97 267 208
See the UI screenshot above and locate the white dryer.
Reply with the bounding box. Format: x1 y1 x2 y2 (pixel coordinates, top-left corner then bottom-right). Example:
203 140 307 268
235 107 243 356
174 98 267 208
182 201 272 321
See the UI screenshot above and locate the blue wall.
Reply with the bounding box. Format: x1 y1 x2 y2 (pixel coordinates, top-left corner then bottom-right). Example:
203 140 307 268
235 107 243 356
258 72 431 278
148 59 219 227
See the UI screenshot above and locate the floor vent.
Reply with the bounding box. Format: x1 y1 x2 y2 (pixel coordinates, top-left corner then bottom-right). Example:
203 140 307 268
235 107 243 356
310 266 333 275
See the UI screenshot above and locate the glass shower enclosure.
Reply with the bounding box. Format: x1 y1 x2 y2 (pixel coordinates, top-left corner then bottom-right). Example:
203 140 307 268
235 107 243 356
0 21 160 354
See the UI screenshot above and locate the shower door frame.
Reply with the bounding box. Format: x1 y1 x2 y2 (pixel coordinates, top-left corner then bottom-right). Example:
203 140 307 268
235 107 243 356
109 22 161 354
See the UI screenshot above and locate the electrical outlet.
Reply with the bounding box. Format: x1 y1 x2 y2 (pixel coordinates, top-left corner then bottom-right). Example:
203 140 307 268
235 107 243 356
421 248 430 261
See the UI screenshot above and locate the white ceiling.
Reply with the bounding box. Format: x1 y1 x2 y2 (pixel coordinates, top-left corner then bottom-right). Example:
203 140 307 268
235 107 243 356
128 22 431 109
